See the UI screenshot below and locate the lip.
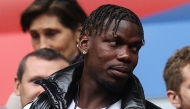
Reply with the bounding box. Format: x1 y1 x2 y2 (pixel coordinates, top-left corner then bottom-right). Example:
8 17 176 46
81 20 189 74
109 65 132 78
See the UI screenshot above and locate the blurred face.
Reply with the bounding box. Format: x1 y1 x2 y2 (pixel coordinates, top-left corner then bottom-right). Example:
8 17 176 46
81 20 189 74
178 64 190 109
14 56 69 107
80 20 143 92
29 14 80 61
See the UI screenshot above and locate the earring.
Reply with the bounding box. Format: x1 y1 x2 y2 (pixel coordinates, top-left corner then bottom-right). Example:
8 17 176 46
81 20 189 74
77 44 79 47
83 51 87 54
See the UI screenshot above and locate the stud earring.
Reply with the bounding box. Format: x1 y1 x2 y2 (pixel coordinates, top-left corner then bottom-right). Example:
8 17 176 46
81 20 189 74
77 44 79 47
83 51 87 54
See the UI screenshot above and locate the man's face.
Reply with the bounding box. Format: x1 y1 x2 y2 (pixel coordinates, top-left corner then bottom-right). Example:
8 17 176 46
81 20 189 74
14 56 69 107
81 20 143 92
178 64 190 109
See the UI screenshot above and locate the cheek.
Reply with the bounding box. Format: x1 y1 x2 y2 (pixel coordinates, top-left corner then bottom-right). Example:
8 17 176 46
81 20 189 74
91 47 112 65
99 50 114 61
21 83 42 100
54 35 76 49
181 88 190 101
96 44 114 59
179 83 190 104
131 54 138 68
96 48 115 70
31 39 39 50
19 83 35 105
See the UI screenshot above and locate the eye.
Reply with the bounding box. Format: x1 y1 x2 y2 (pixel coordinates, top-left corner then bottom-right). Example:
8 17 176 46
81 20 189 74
131 46 141 52
30 32 39 39
30 79 38 83
45 30 58 37
109 41 116 45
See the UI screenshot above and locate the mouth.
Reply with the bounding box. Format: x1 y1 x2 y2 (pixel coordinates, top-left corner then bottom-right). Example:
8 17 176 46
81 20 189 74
108 65 132 78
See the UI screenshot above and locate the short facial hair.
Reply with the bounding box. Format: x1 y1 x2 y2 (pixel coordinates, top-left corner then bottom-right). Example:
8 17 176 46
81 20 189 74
180 99 190 109
100 79 124 94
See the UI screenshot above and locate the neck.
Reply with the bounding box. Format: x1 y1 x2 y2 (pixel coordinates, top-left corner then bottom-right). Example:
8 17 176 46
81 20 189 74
75 75 117 109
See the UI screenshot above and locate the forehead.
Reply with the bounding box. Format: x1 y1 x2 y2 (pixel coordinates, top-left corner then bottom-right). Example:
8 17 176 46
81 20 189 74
29 14 63 30
23 56 68 77
103 19 143 39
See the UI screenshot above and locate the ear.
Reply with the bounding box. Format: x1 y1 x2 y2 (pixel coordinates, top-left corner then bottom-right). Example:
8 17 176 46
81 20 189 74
78 33 90 54
167 90 181 108
14 77 21 96
75 23 83 44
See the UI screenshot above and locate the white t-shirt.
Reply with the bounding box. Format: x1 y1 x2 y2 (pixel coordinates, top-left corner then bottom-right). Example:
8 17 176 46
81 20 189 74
68 99 121 109
23 100 121 109
23 102 32 109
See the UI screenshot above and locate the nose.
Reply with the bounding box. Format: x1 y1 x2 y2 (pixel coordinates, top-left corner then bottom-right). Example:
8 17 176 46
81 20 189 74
116 46 131 62
39 36 51 49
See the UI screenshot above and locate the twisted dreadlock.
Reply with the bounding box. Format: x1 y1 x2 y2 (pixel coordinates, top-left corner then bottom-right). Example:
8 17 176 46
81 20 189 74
80 4 144 44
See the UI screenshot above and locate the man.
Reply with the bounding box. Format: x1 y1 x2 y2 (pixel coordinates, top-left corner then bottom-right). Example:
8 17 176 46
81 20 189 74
5 48 69 109
23 4 160 109
163 46 190 109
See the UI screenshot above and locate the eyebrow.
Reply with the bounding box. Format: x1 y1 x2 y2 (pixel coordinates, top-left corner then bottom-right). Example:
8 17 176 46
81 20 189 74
118 34 144 46
105 33 118 38
29 27 58 31
43 28 58 31
30 76 44 80
106 32 144 44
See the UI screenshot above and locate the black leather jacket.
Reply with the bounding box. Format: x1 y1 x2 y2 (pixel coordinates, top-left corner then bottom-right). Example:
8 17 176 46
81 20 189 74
30 61 161 109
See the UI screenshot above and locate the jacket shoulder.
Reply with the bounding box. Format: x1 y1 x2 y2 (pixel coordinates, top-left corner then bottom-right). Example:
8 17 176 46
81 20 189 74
145 100 161 109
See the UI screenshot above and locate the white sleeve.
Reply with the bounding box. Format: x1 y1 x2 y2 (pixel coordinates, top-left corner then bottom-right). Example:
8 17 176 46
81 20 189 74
23 102 33 109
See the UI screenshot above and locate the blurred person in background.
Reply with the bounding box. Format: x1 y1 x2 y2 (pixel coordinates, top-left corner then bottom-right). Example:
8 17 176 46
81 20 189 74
5 0 87 107
20 0 87 64
163 46 190 109
5 48 69 109
4 0 87 108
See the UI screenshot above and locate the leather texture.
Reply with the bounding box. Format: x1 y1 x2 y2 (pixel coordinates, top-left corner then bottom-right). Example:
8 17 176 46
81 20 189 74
30 61 161 109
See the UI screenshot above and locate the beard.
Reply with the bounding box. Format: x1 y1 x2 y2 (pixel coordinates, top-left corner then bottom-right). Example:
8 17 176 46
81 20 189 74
178 96 190 109
100 79 125 94
180 100 190 109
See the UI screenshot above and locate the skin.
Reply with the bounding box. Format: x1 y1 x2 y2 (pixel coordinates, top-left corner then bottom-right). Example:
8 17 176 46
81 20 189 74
178 64 190 109
78 20 143 109
14 56 69 107
29 14 81 61
167 64 190 109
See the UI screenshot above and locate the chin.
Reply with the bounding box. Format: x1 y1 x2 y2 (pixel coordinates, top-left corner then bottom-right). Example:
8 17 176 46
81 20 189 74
100 79 125 94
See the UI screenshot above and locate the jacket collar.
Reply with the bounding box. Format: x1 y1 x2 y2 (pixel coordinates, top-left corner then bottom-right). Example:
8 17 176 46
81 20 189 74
35 61 146 109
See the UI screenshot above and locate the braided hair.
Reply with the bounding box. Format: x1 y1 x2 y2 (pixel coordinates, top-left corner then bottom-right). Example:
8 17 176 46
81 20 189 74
80 4 144 44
